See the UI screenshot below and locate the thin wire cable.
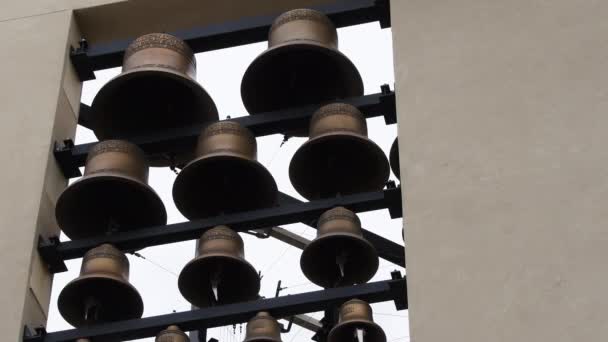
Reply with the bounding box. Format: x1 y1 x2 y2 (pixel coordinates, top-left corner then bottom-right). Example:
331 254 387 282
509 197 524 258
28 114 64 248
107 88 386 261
388 336 410 342
374 312 408 318
287 326 304 342
261 226 308 275
131 252 179 277
267 137 290 168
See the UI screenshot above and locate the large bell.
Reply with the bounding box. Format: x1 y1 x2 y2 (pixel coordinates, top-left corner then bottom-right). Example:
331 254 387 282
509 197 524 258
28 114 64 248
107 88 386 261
58 244 143 327
244 312 282 342
328 299 386 342
241 8 363 119
90 33 218 166
172 121 277 220
91 32 218 141
55 140 167 240
156 325 189 342
300 207 378 288
289 103 389 200
178 226 260 307
389 138 400 180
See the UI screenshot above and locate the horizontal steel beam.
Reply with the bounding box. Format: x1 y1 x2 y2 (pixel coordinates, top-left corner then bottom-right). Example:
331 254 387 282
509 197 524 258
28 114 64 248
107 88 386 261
70 0 390 81
56 88 395 179
39 188 402 273
24 276 405 342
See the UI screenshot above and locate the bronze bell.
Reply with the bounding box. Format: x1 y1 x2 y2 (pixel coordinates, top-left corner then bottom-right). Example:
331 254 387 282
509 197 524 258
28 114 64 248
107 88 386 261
55 140 167 240
172 121 277 220
244 312 282 342
90 33 218 166
58 244 143 327
389 138 400 180
300 207 378 288
178 226 260 307
289 103 389 200
156 325 189 342
241 8 363 119
328 299 386 342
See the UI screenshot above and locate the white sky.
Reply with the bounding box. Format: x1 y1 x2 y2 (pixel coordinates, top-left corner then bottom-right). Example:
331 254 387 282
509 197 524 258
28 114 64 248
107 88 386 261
46 22 408 342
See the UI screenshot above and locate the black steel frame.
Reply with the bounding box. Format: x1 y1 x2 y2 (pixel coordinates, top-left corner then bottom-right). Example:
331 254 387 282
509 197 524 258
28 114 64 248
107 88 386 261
33 2 405 341
70 0 391 81
24 275 406 342
56 87 395 179
39 187 403 273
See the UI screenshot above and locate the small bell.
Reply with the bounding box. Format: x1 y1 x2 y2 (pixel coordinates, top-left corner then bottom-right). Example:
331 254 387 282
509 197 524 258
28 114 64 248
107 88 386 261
156 325 189 342
289 103 389 200
90 33 218 166
55 140 167 240
389 138 400 180
172 121 277 220
241 8 363 135
328 299 386 342
178 226 260 307
58 244 143 327
300 207 379 288
243 312 282 342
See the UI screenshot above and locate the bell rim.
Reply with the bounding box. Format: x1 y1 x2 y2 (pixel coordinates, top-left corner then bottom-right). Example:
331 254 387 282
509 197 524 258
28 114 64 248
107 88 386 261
58 273 144 327
328 320 387 342
389 138 400 180
178 253 261 307
289 132 390 200
90 66 219 140
241 40 364 115
300 233 379 288
243 337 282 342
173 154 278 220
56 171 167 240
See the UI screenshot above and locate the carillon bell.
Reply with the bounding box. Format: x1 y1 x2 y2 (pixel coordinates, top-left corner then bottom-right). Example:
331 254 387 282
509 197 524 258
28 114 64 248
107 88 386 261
178 226 260 307
300 207 378 288
90 33 218 166
172 121 277 220
328 299 386 342
156 325 189 342
241 8 363 119
389 138 400 180
55 140 167 240
243 312 282 342
58 244 143 327
289 103 389 200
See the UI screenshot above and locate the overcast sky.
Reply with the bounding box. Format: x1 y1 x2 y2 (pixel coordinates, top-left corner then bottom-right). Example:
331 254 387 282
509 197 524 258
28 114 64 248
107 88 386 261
46 21 408 342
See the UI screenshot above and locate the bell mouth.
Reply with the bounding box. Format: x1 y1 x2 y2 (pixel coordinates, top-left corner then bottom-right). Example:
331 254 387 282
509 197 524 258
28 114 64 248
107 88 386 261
241 41 363 118
328 320 386 342
173 154 277 220
389 138 400 180
91 66 218 151
56 172 167 240
301 233 379 288
58 274 143 327
289 133 389 200
178 253 260 308
244 337 282 342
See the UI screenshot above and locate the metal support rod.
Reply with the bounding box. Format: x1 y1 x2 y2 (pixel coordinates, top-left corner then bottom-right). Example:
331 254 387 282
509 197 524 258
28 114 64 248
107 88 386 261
23 277 406 342
290 315 323 333
39 188 402 273
254 226 311 250
69 0 391 81
57 89 396 179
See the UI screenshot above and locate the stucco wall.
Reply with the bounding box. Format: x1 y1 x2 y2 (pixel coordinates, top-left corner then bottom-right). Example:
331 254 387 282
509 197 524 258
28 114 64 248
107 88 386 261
392 1 608 341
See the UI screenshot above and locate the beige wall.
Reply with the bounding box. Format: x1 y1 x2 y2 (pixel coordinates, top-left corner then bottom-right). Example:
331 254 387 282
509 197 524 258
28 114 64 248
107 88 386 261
393 1 608 341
